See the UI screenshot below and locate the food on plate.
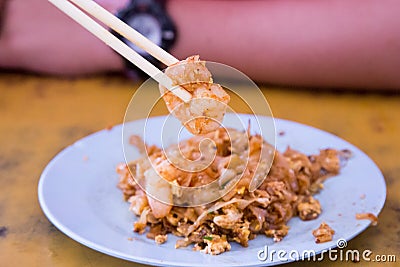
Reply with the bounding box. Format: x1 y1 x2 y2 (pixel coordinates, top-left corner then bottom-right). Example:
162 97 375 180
155 234 168 245
356 212 378 226
159 55 230 135
117 127 350 255
312 222 335 243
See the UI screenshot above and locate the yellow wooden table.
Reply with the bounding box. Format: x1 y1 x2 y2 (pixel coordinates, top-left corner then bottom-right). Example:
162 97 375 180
0 73 398 267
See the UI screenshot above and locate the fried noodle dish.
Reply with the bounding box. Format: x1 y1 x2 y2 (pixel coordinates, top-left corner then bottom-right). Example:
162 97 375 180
117 129 349 255
117 56 350 255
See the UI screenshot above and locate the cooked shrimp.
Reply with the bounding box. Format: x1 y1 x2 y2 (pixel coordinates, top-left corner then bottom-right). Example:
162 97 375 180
144 167 172 218
160 55 230 135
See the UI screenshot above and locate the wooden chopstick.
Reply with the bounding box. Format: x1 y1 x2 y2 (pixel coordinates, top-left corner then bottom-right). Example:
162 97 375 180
68 0 179 67
48 0 191 102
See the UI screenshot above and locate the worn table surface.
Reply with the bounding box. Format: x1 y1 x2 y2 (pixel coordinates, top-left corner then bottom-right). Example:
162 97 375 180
0 73 399 267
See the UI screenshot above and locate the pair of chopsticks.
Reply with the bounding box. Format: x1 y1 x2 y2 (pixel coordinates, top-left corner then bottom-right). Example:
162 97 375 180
49 0 191 102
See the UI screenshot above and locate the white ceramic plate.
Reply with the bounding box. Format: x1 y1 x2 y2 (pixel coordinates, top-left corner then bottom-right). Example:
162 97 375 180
38 115 386 267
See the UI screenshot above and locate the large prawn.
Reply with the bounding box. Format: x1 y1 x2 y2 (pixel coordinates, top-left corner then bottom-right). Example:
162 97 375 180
159 55 230 135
